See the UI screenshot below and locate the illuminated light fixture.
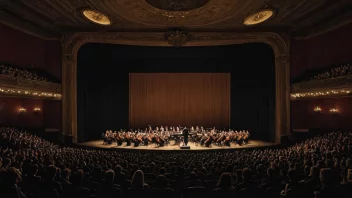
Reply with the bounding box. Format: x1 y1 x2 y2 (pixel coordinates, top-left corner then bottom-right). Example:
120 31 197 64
34 107 41 112
244 9 275 25
0 87 61 99
82 9 111 25
330 108 338 114
314 106 322 112
19 108 26 113
291 89 352 99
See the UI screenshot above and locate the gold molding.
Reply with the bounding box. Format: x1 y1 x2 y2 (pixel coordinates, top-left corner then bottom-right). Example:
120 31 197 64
61 31 290 143
0 74 61 100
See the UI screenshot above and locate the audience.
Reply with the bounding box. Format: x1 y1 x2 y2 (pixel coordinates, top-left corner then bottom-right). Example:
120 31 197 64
0 65 48 82
0 130 351 198
309 64 352 81
0 127 53 148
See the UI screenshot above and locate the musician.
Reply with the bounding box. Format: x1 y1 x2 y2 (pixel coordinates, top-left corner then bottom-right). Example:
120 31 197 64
182 127 189 146
102 131 108 144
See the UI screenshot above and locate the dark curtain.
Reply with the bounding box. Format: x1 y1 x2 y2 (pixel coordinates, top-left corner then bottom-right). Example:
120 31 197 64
77 43 275 142
129 73 230 128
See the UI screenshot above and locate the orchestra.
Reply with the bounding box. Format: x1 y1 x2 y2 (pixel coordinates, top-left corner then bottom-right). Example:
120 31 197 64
102 126 250 148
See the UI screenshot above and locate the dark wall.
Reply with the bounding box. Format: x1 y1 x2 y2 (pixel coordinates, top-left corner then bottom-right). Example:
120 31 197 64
291 98 352 132
0 96 43 128
77 43 275 142
0 24 62 130
291 23 352 132
291 23 352 80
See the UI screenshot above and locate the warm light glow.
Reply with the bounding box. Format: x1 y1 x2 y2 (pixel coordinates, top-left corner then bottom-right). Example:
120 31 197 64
330 108 338 113
34 107 41 112
314 106 322 112
291 89 352 99
0 87 61 99
82 9 111 25
19 108 26 113
244 9 274 25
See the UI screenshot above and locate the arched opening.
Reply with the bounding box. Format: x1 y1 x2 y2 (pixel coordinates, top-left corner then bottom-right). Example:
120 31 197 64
76 43 275 142
61 32 290 144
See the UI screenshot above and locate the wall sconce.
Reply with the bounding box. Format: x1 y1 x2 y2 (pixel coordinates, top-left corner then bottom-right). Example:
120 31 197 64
313 106 322 112
19 107 26 113
330 108 338 114
34 107 41 112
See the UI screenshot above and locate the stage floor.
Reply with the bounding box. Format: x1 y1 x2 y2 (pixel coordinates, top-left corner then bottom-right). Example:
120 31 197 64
76 140 277 151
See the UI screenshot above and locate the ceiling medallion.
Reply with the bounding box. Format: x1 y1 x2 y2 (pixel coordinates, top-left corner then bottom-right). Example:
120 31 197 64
82 9 111 25
244 9 274 25
146 0 210 11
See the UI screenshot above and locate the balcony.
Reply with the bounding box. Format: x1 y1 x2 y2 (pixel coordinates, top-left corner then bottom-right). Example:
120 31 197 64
291 75 352 100
0 74 61 100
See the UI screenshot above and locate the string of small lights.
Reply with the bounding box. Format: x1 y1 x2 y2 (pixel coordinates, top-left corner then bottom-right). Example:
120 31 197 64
291 89 352 99
0 87 61 99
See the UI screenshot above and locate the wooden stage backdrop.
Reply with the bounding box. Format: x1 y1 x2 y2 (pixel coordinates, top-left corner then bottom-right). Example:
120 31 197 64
129 73 230 129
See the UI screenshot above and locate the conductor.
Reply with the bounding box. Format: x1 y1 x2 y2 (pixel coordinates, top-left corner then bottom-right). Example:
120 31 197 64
182 127 189 146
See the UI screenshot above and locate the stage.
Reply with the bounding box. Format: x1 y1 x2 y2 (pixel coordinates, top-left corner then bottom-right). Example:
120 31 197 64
76 140 277 151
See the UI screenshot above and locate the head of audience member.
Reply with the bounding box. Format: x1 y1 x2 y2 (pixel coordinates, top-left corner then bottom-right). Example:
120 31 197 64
217 172 232 189
131 170 145 189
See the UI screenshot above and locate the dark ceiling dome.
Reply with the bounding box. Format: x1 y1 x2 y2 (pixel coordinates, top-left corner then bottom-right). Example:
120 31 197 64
145 0 210 11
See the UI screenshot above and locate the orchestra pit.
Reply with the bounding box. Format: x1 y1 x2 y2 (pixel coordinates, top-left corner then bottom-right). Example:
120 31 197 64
1 1 352 198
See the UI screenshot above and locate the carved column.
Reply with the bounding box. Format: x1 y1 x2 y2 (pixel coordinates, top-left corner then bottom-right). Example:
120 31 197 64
275 54 290 143
62 53 78 143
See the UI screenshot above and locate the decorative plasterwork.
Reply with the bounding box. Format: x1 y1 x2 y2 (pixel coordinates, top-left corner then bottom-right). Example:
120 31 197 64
114 0 247 26
145 0 210 11
1 0 352 39
61 31 290 144
0 74 62 100
166 30 188 46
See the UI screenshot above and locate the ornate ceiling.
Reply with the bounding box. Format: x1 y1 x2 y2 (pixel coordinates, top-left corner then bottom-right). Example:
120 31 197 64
0 0 351 40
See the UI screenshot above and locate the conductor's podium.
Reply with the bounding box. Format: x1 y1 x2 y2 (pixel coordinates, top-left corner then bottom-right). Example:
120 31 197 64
180 146 190 149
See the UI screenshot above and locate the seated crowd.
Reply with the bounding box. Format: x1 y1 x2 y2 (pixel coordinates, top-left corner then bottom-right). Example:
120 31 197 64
0 65 48 82
0 127 53 149
310 63 352 81
0 130 352 198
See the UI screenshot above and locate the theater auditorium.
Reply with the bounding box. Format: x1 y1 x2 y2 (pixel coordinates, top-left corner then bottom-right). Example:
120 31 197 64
1 0 352 198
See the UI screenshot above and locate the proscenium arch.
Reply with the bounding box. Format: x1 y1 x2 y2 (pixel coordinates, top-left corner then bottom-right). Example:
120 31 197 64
61 32 290 143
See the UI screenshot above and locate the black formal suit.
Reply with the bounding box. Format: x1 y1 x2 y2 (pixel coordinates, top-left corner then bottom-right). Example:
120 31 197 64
183 128 189 146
